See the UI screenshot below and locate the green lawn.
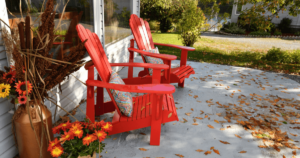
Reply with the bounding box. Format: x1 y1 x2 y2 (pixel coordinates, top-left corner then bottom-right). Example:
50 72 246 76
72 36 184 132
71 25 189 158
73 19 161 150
152 33 300 75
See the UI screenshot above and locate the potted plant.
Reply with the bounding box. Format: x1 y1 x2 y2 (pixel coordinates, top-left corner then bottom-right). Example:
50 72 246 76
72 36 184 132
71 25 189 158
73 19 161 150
49 120 112 158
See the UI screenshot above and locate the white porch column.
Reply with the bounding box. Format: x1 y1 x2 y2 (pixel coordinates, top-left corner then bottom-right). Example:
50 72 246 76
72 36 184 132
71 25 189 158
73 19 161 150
93 0 105 46
130 0 140 17
0 0 11 66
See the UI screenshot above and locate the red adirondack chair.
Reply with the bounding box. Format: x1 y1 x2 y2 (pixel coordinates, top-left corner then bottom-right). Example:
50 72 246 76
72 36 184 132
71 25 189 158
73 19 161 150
129 14 196 87
76 24 179 145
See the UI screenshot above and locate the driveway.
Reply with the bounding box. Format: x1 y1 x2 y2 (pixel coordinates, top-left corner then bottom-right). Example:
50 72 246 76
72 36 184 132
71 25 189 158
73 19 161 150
73 56 300 158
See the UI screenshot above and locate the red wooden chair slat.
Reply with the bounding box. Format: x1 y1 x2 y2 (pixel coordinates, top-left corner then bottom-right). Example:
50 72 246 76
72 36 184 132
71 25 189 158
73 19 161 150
77 24 179 145
129 14 196 88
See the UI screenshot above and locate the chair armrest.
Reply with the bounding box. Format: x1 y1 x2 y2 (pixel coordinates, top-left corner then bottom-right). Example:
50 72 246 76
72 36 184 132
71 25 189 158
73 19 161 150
110 63 169 70
153 42 195 51
128 48 177 61
86 80 175 94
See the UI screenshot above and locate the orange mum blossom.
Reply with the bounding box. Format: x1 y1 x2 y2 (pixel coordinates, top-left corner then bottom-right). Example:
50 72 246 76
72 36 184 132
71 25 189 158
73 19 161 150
50 146 64 158
18 95 27 104
101 122 112 132
3 71 16 84
70 122 83 131
59 121 72 131
94 130 107 142
15 81 33 95
82 134 97 146
72 128 84 139
52 125 62 135
95 120 105 128
60 131 74 143
47 138 61 151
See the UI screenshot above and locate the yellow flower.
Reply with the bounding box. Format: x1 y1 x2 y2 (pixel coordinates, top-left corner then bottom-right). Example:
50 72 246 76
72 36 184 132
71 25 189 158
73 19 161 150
0 83 11 98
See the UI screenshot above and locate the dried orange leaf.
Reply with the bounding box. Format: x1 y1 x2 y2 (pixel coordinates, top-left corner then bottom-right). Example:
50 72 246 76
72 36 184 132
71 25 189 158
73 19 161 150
273 145 280 152
283 155 286 158
214 120 219 124
216 113 222 116
168 113 172 118
140 132 146 135
258 145 267 148
239 151 247 153
196 149 204 152
195 117 203 120
210 146 214 150
219 140 230 144
204 151 212 155
175 154 184 157
192 123 198 125
235 134 242 139
191 108 194 111
207 125 214 129
220 128 225 131
185 113 192 116
213 149 220 155
205 115 208 118
141 106 145 111
293 150 296 155
139 148 148 151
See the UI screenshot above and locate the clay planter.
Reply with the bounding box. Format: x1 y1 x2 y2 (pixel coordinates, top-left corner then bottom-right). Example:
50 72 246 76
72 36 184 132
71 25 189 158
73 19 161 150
78 152 96 158
13 101 54 158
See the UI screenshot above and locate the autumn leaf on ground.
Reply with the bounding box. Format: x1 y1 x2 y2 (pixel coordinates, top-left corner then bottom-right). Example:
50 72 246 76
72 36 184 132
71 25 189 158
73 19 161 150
168 113 172 118
213 149 220 155
235 134 242 139
290 133 297 137
194 95 198 99
191 108 194 111
140 132 146 135
175 154 184 157
192 123 198 125
196 149 204 152
113 138 117 140
185 113 192 116
214 120 219 124
258 145 267 148
210 147 214 150
139 148 148 151
220 128 225 131
293 150 296 155
205 115 208 118
207 125 214 129
195 117 203 120
283 155 286 158
219 140 230 144
273 145 280 152
216 113 222 116
239 151 247 153
204 151 212 155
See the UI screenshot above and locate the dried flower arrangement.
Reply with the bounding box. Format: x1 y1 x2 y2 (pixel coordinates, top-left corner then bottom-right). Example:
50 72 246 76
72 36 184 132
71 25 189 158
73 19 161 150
49 120 112 158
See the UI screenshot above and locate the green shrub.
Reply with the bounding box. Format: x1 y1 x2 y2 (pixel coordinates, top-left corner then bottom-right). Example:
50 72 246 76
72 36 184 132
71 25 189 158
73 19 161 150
269 23 276 33
273 30 282 35
160 18 172 33
223 23 246 34
291 50 300 64
265 47 292 63
278 18 292 33
249 31 271 36
149 21 159 31
295 32 300 36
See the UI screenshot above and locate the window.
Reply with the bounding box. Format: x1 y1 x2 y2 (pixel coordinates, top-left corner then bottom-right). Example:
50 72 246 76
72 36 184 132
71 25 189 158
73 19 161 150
104 0 132 44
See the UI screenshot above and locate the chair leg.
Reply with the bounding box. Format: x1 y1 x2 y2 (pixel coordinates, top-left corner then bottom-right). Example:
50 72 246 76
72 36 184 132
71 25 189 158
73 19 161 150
150 119 161 145
178 80 185 88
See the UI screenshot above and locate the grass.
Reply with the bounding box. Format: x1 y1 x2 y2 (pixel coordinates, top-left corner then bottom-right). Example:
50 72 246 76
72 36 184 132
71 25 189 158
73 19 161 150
152 33 300 74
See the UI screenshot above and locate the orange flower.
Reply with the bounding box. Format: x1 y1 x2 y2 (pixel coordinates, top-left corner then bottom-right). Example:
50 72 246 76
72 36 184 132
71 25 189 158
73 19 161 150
101 122 112 132
15 81 33 95
59 121 71 131
60 131 74 143
48 138 61 151
82 134 97 146
73 128 83 139
18 95 27 104
3 71 16 84
95 120 105 128
85 122 96 131
70 122 83 131
94 130 107 142
50 146 64 158
52 125 62 134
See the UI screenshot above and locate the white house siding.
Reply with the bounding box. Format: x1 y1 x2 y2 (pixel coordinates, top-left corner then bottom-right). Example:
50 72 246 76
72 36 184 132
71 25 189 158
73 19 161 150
231 2 300 28
0 0 140 157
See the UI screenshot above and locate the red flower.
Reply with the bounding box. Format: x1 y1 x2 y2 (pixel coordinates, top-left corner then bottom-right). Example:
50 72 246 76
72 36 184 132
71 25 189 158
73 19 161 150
15 81 33 95
3 71 16 84
50 146 64 158
101 122 112 132
70 122 83 131
52 126 61 135
95 120 105 128
82 134 97 146
18 95 27 104
59 121 71 132
94 130 107 142
72 128 84 139
60 131 74 143
47 138 61 151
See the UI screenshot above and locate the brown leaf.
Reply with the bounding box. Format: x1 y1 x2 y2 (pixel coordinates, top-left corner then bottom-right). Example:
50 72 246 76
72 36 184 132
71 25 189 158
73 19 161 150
220 128 225 131
219 140 230 144
214 120 219 124
113 138 117 140
273 145 280 152
183 118 188 122
205 115 208 118
140 132 146 135
293 150 296 155
213 149 220 155
216 113 222 116
204 151 212 155
239 151 247 153
175 154 184 157
258 145 267 148
192 123 198 125
193 95 198 99
290 133 298 137
196 149 204 152
191 108 194 111
235 134 242 139
139 148 148 151
210 146 214 150
195 117 203 120
168 113 172 118
193 118 197 123
185 113 192 116
207 125 214 129
283 155 286 158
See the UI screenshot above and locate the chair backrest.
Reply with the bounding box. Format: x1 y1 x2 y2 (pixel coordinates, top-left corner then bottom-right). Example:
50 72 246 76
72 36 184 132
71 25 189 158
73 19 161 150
76 24 112 83
129 14 155 51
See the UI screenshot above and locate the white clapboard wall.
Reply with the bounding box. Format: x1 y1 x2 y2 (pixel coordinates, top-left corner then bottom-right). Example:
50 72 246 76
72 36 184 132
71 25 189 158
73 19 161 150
231 1 300 27
0 0 140 157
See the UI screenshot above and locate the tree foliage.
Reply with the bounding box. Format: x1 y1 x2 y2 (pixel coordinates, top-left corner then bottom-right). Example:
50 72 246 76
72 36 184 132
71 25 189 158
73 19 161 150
236 0 300 31
177 0 206 46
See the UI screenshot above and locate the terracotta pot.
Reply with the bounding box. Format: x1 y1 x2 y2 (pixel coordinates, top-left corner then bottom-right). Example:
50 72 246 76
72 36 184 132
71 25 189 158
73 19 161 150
78 152 96 158
13 101 54 158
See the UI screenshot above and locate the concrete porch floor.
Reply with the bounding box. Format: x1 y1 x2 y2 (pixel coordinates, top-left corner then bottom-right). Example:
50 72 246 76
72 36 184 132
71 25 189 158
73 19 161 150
72 56 300 158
